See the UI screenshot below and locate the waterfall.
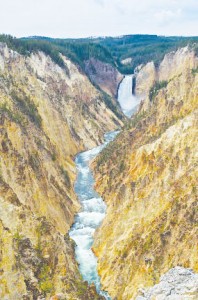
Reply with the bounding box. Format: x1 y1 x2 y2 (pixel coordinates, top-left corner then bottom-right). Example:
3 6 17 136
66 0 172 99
118 75 139 117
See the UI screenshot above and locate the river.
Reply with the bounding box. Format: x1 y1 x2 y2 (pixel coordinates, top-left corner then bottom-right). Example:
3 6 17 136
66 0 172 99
69 75 138 298
69 131 119 299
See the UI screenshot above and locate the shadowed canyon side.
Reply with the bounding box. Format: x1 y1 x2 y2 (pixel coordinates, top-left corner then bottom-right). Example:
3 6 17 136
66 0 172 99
0 42 123 299
92 46 198 299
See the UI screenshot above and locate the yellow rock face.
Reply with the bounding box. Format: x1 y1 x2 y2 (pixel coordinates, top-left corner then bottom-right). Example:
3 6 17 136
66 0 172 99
0 43 121 299
136 46 198 112
93 47 198 300
136 61 156 99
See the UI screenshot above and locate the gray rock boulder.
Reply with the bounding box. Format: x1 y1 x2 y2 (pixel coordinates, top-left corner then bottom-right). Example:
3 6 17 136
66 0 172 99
136 267 198 300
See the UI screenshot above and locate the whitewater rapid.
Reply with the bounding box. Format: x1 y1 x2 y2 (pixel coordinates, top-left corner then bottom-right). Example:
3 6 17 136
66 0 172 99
69 131 119 299
118 75 140 117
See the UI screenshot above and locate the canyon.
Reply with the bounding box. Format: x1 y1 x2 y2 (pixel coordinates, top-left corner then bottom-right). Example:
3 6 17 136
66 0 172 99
0 38 197 300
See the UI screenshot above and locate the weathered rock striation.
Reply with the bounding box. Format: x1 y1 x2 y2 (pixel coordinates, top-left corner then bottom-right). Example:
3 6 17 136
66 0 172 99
0 42 122 300
92 46 198 299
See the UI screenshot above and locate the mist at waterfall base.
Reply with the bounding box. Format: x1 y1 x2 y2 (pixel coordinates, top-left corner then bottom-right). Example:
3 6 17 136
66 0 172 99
69 131 119 300
118 75 140 117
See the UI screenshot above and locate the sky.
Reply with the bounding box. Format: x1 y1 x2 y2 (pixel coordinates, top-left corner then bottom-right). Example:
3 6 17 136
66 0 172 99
0 0 198 38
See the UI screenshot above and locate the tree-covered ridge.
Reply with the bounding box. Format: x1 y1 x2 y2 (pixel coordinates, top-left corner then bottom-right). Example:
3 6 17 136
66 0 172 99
0 34 67 69
0 34 115 71
96 35 198 73
1 34 198 75
28 34 198 74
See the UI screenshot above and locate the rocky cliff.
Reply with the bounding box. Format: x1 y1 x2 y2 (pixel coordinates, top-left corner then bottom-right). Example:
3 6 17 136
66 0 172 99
84 58 123 98
135 46 197 111
92 46 198 299
0 42 122 300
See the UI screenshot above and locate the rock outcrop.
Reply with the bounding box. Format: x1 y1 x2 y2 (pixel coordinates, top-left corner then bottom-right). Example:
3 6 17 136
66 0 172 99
135 46 198 111
136 267 198 300
92 46 198 299
0 42 122 299
84 58 123 98
135 61 156 100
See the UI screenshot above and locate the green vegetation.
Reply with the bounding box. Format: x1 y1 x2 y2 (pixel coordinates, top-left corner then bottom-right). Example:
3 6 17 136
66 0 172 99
35 223 46 256
119 160 125 172
28 35 198 74
34 222 53 295
13 230 24 242
51 152 57 161
96 138 120 167
13 230 24 269
96 35 198 74
29 152 40 172
100 91 123 120
149 80 168 102
1 34 197 76
0 34 115 72
191 43 198 56
54 40 115 68
60 166 71 188
11 91 42 127
76 279 88 297
191 66 198 75
0 102 26 125
124 111 148 130
0 34 65 68
38 264 53 294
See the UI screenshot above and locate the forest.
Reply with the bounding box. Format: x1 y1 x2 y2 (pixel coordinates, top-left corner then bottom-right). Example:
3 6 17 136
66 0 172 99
1 34 198 74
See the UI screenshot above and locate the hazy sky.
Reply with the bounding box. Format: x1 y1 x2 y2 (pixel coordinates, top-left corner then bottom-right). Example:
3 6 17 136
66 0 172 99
0 0 198 38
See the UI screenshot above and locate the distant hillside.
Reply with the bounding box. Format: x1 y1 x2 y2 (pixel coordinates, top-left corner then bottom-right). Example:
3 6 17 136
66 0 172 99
1 34 198 75
0 34 115 71
22 34 198 74
94 34 198 73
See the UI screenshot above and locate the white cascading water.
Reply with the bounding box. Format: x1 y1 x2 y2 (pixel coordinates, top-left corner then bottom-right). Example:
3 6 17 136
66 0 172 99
118 75 139 117
69 74 139 299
